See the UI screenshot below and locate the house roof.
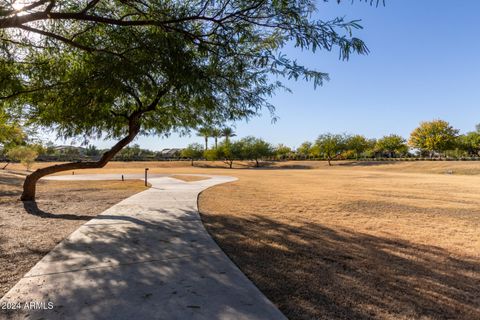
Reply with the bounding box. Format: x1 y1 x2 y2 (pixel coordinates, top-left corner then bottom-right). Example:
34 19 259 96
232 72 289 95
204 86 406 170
159 148 183 155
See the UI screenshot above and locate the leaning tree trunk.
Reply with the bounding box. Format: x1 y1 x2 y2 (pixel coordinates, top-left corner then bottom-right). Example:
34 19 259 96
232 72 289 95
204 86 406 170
21 117 141 201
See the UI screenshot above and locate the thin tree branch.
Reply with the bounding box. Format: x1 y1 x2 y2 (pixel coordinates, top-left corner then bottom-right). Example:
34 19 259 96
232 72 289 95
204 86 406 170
18 25 95 52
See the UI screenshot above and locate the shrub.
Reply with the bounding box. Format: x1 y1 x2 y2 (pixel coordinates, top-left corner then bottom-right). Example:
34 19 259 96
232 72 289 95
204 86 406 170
203 149 220 161
7 146 38 171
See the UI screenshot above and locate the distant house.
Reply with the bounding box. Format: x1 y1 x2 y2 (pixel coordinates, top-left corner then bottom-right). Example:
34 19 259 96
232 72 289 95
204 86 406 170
157 148 183 159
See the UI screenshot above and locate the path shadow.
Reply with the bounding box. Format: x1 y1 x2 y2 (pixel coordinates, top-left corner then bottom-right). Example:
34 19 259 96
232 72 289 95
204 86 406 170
200 213 480 320
1 207 283 320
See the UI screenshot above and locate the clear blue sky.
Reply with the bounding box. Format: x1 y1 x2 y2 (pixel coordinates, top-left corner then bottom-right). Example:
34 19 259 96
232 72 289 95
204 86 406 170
55 0 480 150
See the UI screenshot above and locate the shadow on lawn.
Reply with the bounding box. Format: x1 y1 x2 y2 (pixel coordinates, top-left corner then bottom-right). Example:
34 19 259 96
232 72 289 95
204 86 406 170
22 201 92 220
195 161 314 170
3 195 479 319
0 173 98 220
201 213 480 320
0 175 24 188
337 160 403 167
1 206 282 320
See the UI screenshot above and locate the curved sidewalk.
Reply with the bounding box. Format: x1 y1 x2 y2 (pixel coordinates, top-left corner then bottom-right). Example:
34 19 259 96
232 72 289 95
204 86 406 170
1 174 286 320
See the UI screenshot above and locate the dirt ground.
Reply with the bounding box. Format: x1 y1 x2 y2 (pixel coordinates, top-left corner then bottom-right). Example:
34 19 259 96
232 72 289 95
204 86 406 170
0 171 148 298
1 160 480 319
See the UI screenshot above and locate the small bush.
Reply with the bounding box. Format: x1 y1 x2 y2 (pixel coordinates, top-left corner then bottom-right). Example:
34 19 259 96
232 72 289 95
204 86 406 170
7 146 38 171
203 149 220 161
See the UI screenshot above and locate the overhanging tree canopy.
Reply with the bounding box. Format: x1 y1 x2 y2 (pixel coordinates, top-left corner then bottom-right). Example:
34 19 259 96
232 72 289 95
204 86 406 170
1 1 371 200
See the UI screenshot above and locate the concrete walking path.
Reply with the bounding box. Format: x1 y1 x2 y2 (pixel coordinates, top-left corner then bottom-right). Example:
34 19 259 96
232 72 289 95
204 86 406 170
1 174 286 320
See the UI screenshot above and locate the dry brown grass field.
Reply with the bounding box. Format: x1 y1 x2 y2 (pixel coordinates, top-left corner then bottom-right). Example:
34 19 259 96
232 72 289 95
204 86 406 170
199 166 480 320
1 160 479 319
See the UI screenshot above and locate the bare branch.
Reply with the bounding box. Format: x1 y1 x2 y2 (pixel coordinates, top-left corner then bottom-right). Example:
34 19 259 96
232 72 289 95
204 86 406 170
45 0 55 13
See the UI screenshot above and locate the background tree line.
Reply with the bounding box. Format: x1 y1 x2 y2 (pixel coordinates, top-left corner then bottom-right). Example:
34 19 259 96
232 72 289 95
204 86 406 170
297 120 480 165
4 119 480 170
182 120 480 167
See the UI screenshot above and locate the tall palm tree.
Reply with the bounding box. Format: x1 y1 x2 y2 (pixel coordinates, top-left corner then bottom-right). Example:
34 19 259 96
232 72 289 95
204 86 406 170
197 127 212 150
221 127 236 143
211 128 221 149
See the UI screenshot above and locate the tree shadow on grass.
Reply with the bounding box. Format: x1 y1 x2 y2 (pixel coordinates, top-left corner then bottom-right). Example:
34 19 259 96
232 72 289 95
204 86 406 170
251 164 314 170
0 175 24 186
1 208 285 320
0 173 102 220
3 196 479 320
201 213 480 320
22 201 93 220
194 161 314 170
0 174 24 198
0 190 21 197
337 161 403 167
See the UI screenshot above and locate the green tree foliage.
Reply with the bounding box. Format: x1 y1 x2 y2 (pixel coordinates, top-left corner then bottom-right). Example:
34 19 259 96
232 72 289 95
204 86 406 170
409 120 459 157
346 134 370 159
203 149 220 162
116 144 142 160
221 127 236 143
197 127 212 151
7 145 38 171
456 132 480 157
211 128 222 150
181 143 204 166
0 124 25 150
218 140 245 169
0 111 27 170
0 2 368 66
375 134 408 158
362 138 378 158
114 144 155 160
0 112 25 151
314 134 346 166
1 1 369 200
85 145 100 157
297 141 313 159
44 142 56 156
29 143 45 156
274 144 292 161
242 137 273 167
63 147 81 157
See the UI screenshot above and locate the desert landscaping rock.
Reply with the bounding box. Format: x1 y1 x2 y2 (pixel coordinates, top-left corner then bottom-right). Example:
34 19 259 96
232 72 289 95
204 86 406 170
0 174 286 320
